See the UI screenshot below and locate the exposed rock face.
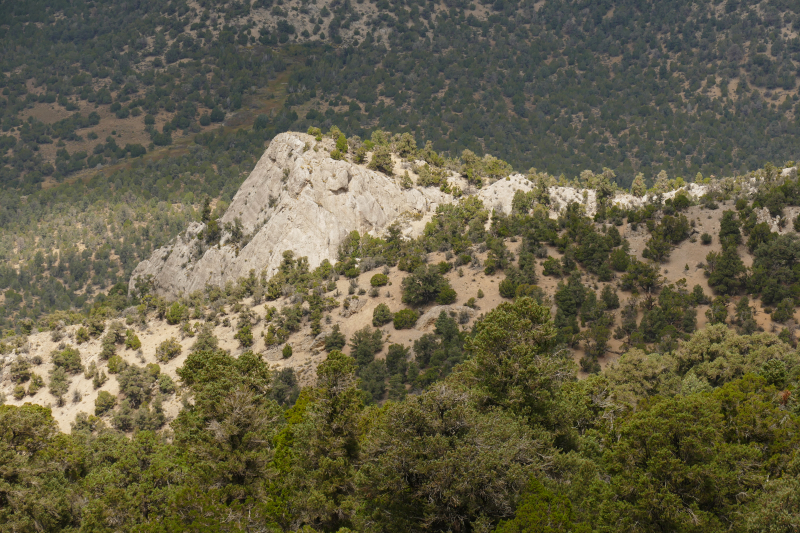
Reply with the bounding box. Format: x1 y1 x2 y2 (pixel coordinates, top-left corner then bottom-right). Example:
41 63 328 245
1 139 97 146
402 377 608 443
416 305 477 330
130 132 453 298
130 131 721 299
476 174 710 217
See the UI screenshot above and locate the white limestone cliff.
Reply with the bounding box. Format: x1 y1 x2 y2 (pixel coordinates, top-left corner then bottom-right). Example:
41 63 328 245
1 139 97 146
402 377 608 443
130 132 453 298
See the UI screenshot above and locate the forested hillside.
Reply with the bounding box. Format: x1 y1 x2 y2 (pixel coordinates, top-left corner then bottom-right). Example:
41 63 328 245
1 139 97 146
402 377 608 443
5 0 800 189
2 124 800 530
1 298 799 532
2 2 800 529
5 0 800 325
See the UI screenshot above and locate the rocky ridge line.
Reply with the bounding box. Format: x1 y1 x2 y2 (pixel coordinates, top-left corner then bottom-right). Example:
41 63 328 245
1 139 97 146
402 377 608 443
130 132 714 299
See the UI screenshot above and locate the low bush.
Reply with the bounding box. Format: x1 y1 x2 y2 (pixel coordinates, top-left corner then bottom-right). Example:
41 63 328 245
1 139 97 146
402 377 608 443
325 325 347 352
95 391 116 415
370 273 389 287
125 330 141 350
393 309 419 330
51 346 83 374
107 355 127 374
373 303 394 327
156 337 182 362
166 302 187 325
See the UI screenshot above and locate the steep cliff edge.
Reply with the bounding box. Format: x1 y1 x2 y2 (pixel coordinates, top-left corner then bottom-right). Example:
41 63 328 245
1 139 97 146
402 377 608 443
130 132 453 298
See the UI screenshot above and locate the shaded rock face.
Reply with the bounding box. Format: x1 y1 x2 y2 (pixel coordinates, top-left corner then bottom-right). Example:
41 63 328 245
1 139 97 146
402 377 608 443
130 132 453 298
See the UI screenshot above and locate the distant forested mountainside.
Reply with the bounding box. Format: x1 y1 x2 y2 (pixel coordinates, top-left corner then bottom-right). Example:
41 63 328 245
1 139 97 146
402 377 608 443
3 0 800 190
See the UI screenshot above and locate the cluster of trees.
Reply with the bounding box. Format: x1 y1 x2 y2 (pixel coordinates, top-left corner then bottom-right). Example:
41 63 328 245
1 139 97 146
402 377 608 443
1 297 798 532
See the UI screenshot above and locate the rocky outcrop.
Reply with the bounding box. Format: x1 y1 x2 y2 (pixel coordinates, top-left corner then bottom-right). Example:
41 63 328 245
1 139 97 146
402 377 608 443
130 132 453 298
476 174 710 217
416 305 477 329
130 131 722 299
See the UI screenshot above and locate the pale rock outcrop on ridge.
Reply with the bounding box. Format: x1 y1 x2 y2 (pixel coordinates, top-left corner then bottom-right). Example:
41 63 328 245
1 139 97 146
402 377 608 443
130 131 718 299
130 132 453 298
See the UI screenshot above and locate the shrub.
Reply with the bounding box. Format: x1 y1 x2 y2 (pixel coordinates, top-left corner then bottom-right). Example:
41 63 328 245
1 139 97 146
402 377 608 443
499 278 517 299
99 335 116 360
156 337 182 362
350 326 384 367
772 298 795 323
107 356 127 374
235 324 254 348
691 284 710 305
108 321 126 342
373 303 394 327
86 317 105 337
324 325 347 352
9 359 31 384
27 374 44 395
166 302 187 325
610 249 630 272
48 367 70 405
282 344 293 358
118 365 156 408
401 265 456 307
601 285 620 309
158 374 176 394
436 286 458 305
92 370 108 389
385 344 410 376
76 327 90 344
51 346 83 374
368 145 393 175
393 309 419 330
125 329 141 350
336 132 348 153
112 400 134 431
370 273 389 287
13 385 25 400
210 107 225 122
95 391 116 415
701 233 712 245
542 256 562 277
145 363 161 379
